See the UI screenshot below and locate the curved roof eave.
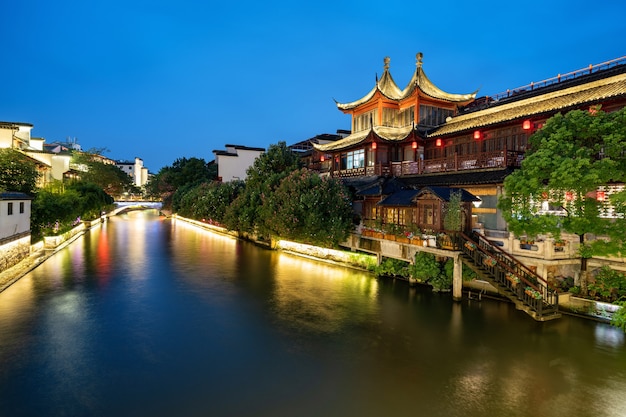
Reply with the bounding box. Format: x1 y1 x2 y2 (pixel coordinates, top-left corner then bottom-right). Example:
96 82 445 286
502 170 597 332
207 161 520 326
401 68 477 103
336 57 404 111
336 86 378 111
312 125 417 152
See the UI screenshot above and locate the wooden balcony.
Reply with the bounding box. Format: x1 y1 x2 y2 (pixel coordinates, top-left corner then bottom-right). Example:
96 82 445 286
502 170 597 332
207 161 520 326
317 150 524 178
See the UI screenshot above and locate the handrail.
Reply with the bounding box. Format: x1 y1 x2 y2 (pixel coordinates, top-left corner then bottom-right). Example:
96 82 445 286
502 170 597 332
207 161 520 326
471 231 558 290
457 232 559 317
489 56 626 102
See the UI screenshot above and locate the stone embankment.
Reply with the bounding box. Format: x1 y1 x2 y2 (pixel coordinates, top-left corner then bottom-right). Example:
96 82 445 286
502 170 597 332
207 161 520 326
0 218 104 293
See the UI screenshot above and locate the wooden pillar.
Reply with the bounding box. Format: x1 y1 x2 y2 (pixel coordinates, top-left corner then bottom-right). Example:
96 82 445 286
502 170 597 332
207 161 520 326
453 254 463 301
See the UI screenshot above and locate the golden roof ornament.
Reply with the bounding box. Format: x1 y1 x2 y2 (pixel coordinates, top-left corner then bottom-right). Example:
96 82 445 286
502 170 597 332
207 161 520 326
335 53 477 111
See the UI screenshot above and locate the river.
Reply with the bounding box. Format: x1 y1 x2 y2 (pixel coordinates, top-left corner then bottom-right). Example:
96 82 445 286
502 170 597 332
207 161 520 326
1 209 625 417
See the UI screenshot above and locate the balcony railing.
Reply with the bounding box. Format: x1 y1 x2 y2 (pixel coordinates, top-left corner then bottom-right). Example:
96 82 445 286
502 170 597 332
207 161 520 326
489 56 626 102
321 150 523 178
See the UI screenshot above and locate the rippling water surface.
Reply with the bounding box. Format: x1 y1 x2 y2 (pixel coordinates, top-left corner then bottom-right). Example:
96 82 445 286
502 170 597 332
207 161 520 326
1 210 625 417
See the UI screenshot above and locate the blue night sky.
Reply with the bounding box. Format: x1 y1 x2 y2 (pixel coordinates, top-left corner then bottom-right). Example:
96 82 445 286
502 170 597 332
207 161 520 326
2 0 625 171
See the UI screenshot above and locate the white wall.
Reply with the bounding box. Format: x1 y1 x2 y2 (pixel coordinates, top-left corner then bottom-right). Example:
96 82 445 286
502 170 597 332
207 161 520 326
0 198 31 240
216 148 263 182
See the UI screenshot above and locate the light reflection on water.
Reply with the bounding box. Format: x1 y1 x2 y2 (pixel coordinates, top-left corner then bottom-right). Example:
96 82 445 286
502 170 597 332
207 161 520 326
0 210 625 417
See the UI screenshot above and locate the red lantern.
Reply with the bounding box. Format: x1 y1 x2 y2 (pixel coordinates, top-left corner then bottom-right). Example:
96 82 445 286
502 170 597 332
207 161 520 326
522 120 532 130
565 191 573 201
371 142 377 150
435 138 442 147
412 141 418 149
473 131 481 140
320 155 325 162
597 191 606 202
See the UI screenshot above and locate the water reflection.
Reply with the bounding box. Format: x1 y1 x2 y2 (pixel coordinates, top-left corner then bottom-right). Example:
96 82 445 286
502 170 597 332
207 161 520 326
0 211 625 417
270 252 379 334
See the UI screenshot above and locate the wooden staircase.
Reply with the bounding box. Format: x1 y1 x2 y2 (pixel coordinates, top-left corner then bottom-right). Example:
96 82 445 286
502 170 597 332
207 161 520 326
457 232 562 321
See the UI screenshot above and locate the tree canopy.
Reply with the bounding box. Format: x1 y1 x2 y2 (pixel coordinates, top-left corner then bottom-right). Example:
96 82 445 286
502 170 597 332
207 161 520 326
224 141 300 235
260 168 353 247
145 157 214 210
71 152 136 198
0 148 39 194
499 107 626 273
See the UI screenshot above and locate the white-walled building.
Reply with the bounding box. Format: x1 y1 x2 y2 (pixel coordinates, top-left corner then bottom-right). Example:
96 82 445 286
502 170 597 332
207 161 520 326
0 122 35 150
212 144 265 182
0 192 32 271
0 121 72 184
116 157 149 187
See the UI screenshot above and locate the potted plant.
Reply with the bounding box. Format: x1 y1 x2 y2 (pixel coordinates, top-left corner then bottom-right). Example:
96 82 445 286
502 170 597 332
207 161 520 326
396 227 410 243
506 272 521 286
383 223 398 241
483 256 497 267
464 241 476 251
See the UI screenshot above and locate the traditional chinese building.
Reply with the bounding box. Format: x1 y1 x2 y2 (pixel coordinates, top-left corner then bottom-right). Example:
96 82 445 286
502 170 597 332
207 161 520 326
312 54 626 237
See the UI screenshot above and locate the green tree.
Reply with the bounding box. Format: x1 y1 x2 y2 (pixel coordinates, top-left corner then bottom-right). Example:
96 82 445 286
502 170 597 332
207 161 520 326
499 107 626 293
72 152 136 198
146 157 213 210
31 181 114 240
443 190 463 232
261 168 353 247
67 181 114 220
177 180 244 224
224 142 300 236
0 149 39 194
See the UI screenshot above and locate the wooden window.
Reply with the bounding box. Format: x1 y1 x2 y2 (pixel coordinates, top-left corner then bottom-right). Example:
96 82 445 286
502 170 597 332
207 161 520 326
7 202 13 216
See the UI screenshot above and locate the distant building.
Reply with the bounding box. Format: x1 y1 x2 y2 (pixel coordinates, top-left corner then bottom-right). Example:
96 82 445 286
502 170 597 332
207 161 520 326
0 121 72 184
289 131 349 172
212 144 265 182
116 157 149 187
0 192 32 271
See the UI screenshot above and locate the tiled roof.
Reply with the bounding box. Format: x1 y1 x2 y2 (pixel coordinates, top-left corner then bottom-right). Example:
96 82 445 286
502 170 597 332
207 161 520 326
431 72 626 137
0 192 33 200
418 186 480 202
377 189 420 206
336 54 476 111
313 125 416 152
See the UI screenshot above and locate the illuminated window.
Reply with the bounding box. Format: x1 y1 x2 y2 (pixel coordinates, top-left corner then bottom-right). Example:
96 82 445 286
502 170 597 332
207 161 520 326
422 204 434 225
341 149 365 170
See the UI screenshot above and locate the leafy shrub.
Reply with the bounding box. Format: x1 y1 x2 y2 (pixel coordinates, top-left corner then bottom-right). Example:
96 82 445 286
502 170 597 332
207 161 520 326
373 258 410 277
409 252 442 283
589 266 626 302
611 300 626 332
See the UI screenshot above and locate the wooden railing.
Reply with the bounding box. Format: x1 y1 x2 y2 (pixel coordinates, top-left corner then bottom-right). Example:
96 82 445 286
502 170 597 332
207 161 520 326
327 150 523 178
457 232 560 318
489 56 626 102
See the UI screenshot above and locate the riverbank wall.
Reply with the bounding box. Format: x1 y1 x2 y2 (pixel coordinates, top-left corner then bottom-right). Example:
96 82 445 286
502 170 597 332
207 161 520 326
0 217 105 293
175 215 621 324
